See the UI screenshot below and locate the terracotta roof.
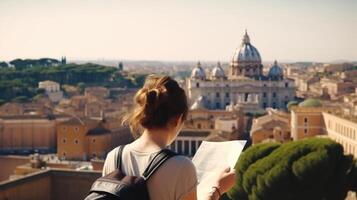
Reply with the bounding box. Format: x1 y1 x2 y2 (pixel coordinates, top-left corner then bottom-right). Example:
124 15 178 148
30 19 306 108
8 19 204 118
59 117 99 126
86 127 111 136
179 129 211 137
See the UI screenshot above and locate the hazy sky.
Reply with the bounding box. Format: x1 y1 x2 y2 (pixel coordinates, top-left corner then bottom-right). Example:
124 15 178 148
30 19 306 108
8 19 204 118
0 0 356 62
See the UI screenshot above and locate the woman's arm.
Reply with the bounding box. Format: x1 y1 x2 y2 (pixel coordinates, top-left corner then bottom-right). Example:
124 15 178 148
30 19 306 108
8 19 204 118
181 187 197 200
184 167 236 200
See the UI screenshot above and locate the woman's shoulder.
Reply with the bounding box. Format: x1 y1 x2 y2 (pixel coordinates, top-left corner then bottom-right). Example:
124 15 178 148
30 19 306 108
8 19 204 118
106 146 119 161
163 155 196 174
167 155 194 165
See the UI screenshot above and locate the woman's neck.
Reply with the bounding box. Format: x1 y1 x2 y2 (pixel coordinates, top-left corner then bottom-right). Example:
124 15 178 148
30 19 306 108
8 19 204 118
132 128 171 151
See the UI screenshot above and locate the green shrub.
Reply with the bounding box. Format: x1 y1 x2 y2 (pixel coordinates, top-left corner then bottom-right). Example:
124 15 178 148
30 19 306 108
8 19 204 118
228 138 357 200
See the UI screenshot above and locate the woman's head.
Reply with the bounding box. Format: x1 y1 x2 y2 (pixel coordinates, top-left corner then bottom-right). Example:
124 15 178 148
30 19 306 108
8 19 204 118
123 74 188 137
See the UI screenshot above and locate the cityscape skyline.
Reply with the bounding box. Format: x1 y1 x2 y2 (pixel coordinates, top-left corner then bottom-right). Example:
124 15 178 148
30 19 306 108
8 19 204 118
0 0 357 62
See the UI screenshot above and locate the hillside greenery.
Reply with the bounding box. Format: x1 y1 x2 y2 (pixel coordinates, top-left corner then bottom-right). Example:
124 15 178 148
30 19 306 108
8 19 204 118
0 59 146 102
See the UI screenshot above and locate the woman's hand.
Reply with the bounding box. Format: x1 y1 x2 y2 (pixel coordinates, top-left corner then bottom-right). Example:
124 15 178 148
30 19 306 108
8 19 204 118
214 167 236 194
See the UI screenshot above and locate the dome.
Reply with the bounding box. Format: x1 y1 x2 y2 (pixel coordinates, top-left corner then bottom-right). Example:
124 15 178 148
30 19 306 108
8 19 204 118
191 61 206 80
211 62 225 79
298 98 322 108
268 60 284 80
232 30 261 64
190 95 206 110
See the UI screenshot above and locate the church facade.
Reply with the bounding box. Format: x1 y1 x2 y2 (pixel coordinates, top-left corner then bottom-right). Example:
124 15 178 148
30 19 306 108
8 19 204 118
187 31 296 113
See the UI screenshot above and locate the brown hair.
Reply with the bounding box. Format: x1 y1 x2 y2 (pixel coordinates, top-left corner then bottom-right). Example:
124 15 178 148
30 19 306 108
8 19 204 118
123 74 188 135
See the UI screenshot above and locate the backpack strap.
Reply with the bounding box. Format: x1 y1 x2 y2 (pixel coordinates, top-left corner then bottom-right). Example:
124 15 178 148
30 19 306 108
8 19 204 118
142 149 177 180
114 145 125 170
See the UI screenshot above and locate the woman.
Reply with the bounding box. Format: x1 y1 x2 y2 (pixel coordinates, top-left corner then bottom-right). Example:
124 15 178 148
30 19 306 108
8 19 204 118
102 75 236 200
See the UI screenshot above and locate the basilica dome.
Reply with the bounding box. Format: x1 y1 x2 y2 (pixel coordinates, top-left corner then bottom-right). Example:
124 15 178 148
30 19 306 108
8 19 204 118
232 31 261 64
229 30 263 78
191 62 206 80
268 60 283 80
211 62 225 79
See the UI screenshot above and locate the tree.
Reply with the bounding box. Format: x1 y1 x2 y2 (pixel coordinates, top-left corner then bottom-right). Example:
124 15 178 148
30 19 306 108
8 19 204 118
0 61 8 68
10 59 27 70
228 138 357 200
35 88 46 94
118 62 124 71
132 74 147 87
0 99 6 105
287 100 299 110
77 82 86 94
12 96 29 103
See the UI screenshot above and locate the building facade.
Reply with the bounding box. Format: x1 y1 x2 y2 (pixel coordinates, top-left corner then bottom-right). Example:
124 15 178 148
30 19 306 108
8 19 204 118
0 116 58 154
323 112 357 158
38 80 64 103
250 109 291 144
187 31 296 113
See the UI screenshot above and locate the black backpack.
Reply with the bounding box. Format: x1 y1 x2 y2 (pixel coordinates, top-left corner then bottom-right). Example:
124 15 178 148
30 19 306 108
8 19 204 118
85 145 177 200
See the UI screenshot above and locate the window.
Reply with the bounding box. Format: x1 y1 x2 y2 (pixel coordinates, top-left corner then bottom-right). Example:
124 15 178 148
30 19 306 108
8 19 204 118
171 141 176 151
196 82 200 88
74 127 79 132
177 141 183 154
304 129 308 135
304 118 308 123
62 152 66 157
272 102 276 108
197 123 201 129
273 92 277 98
225 92 230 98
263 102 267 108
62 138 66 143
74 139 79 144
263 92 267 98
191 141 197 156
285 82 289 87
184 141 190 155
215 102 220 109
198 140 202 147
92 139 96 143
216 92 220 98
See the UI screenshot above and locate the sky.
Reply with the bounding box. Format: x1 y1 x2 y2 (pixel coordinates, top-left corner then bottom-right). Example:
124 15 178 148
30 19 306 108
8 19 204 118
0 0 356 62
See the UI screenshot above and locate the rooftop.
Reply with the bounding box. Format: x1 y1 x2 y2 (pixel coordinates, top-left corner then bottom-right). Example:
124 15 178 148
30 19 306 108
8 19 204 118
298 98 322 108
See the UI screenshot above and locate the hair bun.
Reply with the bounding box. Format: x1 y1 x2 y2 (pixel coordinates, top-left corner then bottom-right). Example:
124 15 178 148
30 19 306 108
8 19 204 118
146 89 159 109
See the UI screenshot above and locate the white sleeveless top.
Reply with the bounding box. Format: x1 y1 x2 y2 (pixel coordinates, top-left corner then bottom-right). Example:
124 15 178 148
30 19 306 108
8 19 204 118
102 144 198 200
